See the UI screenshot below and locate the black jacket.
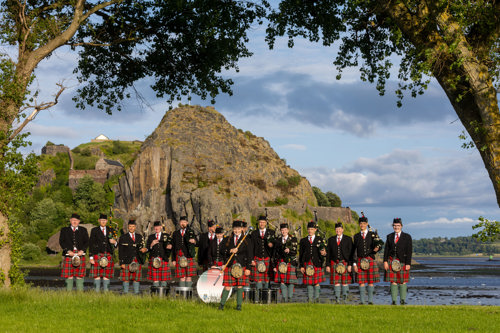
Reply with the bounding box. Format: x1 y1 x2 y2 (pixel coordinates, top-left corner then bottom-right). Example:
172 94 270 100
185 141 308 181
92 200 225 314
273 235 298 264
299 235 325 268
208 237 227 266
146 232 171 261
198 232 216 265
352 231 378 260
171 227 198 259
59 226 89 256
251 228 275 259
221 233 252 268
89 226 115 256
118 232 145 265
383 232 412 265
326 235 353 265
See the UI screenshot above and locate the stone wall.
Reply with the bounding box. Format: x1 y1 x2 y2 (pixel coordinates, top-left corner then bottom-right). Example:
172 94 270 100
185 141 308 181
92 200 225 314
68 170 108 190
41 145 70 156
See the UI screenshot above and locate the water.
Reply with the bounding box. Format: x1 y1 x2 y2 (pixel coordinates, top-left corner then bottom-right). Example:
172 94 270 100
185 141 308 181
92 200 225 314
24 257 500 305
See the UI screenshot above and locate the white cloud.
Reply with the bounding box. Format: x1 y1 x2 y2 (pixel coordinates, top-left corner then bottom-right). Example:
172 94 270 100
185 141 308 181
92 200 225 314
25 123 79 139
405 217 477 228
281 144 306 151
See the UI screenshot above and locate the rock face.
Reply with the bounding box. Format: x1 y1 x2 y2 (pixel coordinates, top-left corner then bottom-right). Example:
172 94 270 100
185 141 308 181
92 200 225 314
113 105 317 234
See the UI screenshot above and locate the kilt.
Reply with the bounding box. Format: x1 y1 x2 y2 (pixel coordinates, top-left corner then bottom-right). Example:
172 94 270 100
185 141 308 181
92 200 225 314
222 265 249 287
274 260 298 284
384 257 410 284
61 256 86 278
356 257 380 284
329 260 352 285
119 258 142 282
89 253 114 279
301 261 325 285
147 258 172 281
251 256 271 282
175 254 197 278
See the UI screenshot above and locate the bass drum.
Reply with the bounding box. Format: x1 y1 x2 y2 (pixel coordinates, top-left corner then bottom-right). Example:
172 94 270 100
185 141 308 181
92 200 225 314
196 268 232 303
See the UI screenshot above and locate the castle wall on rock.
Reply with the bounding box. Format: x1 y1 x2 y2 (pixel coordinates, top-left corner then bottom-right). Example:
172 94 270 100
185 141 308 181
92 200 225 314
69 170 108 190
41 145 70 156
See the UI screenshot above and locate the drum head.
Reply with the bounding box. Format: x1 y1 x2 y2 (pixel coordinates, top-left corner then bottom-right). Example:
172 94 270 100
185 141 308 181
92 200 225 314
391 259 401 272
305 265 315 276
257 261 267 273
231 263 243 278
278 262 288 274
71 255 81 267
179 256 188 268
360 258 370 270
335 263 346 274
153 257 162 269
196 268 232 303
129 261 139 272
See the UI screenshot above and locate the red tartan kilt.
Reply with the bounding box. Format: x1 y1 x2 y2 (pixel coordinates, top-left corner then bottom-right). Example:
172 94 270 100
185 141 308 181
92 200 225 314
147 258 172 281
250 257 271 282
384 258 410 284
175 254 197 278
356 257 380 284
222 265 249 287
89 253 114 279
119 258 142 281
274 260 298 284
61 256 86 278
301 261 325 285
329 260 352 285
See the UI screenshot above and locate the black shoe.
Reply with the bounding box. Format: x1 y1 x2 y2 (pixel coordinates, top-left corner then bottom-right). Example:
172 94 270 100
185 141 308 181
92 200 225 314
391 301 396 305
368 302 374 305
400 300 406 305
236 305 242 311
218 304 224 310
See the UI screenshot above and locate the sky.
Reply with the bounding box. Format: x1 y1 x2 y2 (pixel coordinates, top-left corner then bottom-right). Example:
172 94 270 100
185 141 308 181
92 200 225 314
14 25 499 240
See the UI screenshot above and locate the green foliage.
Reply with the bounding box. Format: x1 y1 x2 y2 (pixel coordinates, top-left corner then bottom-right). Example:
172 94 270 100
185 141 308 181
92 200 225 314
472 217 500 243
351 210 360 223
74 176 109 224
312 187 329 206
45 141 54 146
266 197 289 206
80 148 91 157
110 141 129 155
414 236 497 256
325 191 341 207
276 178 289 190
21 243 41 261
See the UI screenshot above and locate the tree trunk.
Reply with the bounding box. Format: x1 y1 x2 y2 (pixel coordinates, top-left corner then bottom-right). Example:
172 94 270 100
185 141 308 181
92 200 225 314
0 212 11 287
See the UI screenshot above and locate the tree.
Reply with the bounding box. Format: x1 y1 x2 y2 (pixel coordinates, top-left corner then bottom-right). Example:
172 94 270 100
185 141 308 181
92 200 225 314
325 191 341 207
265 0 500 206
0 0 264 286
312 186 329 206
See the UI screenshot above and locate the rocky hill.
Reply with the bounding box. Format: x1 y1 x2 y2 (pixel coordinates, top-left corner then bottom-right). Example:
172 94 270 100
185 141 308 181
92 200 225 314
113 105 318 233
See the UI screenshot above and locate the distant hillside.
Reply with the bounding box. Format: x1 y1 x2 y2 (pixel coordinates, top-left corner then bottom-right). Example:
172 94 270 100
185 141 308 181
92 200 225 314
413 236 498 256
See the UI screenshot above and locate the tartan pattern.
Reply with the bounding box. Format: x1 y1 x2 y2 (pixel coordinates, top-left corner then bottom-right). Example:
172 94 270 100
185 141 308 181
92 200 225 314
119 258 142 282
61 256 86 278
250 256 271 282
329 260 352 285
384 257 410 284
274 260 298 284
147 258 172 281
89 253 114 279
175 253 197 278
222 265 249 287
356 257 380 284
301 261 325 285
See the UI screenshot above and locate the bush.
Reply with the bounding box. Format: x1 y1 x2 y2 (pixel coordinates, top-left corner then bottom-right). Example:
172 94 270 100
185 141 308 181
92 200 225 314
276 178 289 190
312 187 329 206
80 148 91 156
274 197 289 205
287 175 301 187
22 243 41 261
72 147 81 154
326 191 342 207
111 140 129 155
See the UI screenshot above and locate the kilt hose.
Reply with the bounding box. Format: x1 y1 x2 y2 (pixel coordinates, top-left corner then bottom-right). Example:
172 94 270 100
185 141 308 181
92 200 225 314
89 253 114 279
251 257 271 282
147 258 172 282
175 253 197 278
222 265 249 287
274 260 298 284
119 258 142 282
301 261 325 285
329 260 352 285
61 256 86 278
356 257 380 284
384 257 410 284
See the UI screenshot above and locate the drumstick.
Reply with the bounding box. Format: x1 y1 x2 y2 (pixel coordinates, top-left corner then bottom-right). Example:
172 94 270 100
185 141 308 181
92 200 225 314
213 226 254 286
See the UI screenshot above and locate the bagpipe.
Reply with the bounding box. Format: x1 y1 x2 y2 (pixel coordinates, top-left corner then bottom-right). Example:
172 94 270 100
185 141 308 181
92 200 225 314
314 210 328 268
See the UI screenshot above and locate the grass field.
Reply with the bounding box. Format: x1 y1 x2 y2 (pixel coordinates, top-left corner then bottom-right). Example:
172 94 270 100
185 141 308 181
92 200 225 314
0 289 498 333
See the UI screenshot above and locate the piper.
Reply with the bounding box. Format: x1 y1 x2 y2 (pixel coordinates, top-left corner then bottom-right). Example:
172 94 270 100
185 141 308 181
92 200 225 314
326 222 353 303
208 226 226 268
59 213 88 291
299 221 327 302
273 223 298 302
198 219 217 271
171 216 198 288
118 220 148 294
250 215 275 295
89 213 117 292
146 221 173 288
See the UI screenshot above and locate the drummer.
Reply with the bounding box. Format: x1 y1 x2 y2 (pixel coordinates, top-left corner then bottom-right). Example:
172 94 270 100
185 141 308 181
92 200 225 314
299 221 326 302
250 215 275 295
383 218 412 305
208 226 226 268
326 222 353 303
273 223 298 302
352 213 380 304
171 216 198 288
219 220 252 311
118 220 148 294
146 221 173 288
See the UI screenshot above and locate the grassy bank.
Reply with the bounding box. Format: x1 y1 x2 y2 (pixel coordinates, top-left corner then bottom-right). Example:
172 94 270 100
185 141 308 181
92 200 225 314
0 289 498 332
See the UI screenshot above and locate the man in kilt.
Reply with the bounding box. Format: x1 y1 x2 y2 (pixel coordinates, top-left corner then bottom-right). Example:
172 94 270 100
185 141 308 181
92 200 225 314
384 218 412 305
208 226 226 268
299 221 327 302
171 216 198 288
118 220 147 294
250 215 275 296
273 223 298 302
146 221 173 288
219 220 252 311
198 219 217 271
89 213 117 292
352 214 381 304
59 213 89 291
326 222 353 303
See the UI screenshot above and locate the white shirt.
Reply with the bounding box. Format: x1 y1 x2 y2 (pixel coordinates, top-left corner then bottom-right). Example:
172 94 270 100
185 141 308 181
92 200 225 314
395 232 401 242
282 236 288 244
260 228 266 237
308 235 315 243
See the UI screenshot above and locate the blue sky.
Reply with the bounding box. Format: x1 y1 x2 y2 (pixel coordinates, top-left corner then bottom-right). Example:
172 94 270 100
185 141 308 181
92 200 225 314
18 26 499 240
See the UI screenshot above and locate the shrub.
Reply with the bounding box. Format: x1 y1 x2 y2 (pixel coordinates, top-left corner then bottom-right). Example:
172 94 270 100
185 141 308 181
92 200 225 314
287 175 301 187
72 147 81 154
276 178 289 190
22 243 41 261
274 197 289 205
80 148 91 156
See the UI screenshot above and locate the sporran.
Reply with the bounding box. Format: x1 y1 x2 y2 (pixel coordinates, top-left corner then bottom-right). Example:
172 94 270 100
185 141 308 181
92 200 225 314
71 255 81 267
335 262 346 274
278 262 288 274
179 256 188 268
305 264 315 276
153 257 162 269
129 261 139 273
391 259 402 272
98 256 108 268
231 263 243 278
257 260 267 273
360 258 370 270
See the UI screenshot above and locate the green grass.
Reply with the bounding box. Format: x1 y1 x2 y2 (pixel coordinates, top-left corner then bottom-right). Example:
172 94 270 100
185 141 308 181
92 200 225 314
0 289 498 332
